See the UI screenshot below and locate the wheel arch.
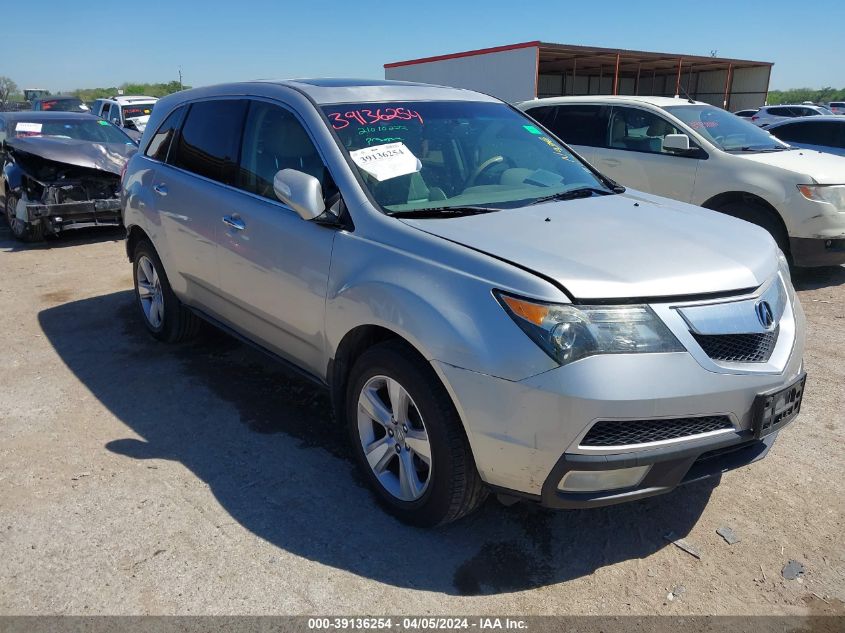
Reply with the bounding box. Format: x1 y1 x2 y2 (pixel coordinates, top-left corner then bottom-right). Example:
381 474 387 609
125 224 151 262
328 324 430 424
701 191 790 250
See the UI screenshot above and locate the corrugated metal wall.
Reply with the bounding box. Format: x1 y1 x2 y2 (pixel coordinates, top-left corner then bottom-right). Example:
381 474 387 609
385 47 538 104
538 66 770 109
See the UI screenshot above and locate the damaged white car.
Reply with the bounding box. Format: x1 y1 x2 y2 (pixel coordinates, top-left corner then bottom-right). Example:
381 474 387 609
1 112 137 241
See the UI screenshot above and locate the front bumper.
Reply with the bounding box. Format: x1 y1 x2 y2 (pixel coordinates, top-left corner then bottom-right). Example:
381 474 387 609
25 199 122 233
433 294 805 506
790 237 845 267
787 192 845 266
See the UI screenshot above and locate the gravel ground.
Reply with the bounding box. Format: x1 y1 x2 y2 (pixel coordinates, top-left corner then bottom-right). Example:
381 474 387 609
0 224 842 616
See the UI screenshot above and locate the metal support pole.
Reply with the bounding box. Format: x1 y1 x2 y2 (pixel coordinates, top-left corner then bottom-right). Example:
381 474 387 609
613 53 621 95
635 63 641 95
723 63 733 109
675 58 683 96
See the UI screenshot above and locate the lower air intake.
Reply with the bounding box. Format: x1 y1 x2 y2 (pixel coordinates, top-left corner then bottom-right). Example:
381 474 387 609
581 415 734 447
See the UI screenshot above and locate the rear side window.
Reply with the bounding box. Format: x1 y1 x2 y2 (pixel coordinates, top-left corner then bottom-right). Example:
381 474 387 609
541 105 611 148
523 105 554 125
775 121 840 146
145 105 187 162
169 99 248 185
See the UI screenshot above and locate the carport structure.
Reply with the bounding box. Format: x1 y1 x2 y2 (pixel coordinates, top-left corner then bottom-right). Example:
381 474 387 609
385 41 772 110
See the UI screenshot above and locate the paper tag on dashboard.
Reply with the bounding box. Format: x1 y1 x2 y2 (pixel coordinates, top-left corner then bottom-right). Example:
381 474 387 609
349 142 421 181
16 122 43 133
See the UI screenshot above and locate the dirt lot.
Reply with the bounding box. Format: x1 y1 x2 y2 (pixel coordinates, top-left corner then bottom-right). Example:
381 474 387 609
0 224 842 616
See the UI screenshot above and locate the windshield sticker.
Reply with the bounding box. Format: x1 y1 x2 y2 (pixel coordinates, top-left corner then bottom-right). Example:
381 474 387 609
523 124 543 135
15 122 43 133
537 136 570 161
349 142 422 181
329 107 424 130
98 120 111 126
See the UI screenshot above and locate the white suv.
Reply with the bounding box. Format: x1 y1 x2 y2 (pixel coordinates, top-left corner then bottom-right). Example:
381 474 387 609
519 96 845 266
92 95 158 136
750 104 833 127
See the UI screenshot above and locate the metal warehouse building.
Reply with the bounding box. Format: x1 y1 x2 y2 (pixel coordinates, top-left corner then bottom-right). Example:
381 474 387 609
385 41 772 110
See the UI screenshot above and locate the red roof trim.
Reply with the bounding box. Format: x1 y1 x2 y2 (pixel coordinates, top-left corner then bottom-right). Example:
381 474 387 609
384 41 541 69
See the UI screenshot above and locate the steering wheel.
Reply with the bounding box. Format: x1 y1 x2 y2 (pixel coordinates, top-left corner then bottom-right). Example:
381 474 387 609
466 155 513 188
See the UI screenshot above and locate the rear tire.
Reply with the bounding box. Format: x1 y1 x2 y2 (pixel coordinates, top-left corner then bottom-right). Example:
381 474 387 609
345 340 487 527
4 192 45 242
132 239 200 342
714 200 790 256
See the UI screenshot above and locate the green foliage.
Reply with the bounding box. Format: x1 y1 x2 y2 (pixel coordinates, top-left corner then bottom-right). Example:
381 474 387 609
0 76 19 106
767 87 845 105
73 81 190 103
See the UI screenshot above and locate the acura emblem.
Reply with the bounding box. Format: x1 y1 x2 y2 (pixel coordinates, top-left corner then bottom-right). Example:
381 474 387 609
755 300 776 330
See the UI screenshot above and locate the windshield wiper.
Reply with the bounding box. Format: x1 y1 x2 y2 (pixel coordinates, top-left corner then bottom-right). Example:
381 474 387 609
388 206 501 219
729 145 792 153
528 187 614 206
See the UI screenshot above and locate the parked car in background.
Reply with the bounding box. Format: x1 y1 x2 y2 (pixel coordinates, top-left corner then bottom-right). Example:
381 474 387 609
122 79 805 526
767 116 845 157
0 112 136 241
519 96 845 266
734 109 758 119
91 96 157 139
827 101 845 115
750 104 834 127
31 96 89 113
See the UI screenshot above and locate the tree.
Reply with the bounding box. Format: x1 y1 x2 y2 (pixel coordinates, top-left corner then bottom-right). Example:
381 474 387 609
0 76 18 109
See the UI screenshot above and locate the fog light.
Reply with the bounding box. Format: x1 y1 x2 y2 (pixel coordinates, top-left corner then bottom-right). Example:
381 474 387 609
558 465 651 492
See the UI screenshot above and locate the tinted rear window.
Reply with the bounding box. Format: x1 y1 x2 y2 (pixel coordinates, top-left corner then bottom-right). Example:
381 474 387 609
538 105 611 147
169 100 248 184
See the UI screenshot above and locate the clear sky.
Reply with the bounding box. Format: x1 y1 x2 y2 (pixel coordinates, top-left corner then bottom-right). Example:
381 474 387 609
3 0 843 92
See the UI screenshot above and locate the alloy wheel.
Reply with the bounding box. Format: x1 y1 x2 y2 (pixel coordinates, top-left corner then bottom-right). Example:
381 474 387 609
136 255 164 329
357 375 432 501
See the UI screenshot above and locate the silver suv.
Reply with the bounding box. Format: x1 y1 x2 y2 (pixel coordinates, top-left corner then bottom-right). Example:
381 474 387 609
122 79 806 526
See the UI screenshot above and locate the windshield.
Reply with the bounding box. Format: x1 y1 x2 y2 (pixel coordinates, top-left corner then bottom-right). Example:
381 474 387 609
322 101 610 213
121 103 155 120
664 104 789 152
13 119 134 144
38 98 87 112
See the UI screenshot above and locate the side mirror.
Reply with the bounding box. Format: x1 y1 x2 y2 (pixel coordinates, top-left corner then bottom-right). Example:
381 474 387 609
663 134 691 152
273 169 326 220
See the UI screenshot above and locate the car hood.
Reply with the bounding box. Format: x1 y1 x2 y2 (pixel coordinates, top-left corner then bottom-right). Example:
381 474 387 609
7 136 136 176
129 115 150 132
400 191 778 300
736 147 845 183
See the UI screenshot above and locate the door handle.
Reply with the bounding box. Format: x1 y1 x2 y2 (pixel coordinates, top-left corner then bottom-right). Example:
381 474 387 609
222 215 246 231
600 158 621 167
152 183 168 196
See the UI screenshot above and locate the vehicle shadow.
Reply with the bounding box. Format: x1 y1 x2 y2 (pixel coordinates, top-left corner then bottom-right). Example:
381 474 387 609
39 291 718 595
0 223 124 252
792 265 845 290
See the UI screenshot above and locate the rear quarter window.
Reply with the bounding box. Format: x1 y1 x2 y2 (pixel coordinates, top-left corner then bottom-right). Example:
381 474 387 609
145 106 187 162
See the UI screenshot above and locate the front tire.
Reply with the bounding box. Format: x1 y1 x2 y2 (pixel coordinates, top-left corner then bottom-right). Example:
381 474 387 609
4 191 45 242
346 341 487 526
132 239 200 342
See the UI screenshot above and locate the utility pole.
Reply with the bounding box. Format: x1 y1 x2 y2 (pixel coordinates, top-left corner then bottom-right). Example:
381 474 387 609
178 67 183 91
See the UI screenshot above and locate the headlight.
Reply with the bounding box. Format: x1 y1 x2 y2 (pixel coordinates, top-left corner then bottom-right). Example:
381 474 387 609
495 292 684 366
797 184 845 209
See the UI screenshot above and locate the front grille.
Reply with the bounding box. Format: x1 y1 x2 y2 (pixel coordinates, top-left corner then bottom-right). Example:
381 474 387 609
580 415 734 447
691 327 778 363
